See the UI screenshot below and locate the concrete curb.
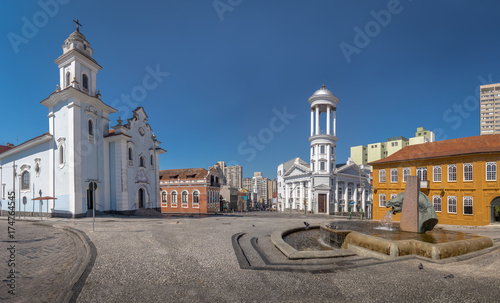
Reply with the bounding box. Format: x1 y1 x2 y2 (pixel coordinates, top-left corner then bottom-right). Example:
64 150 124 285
31 223 96 303
271 226 356 259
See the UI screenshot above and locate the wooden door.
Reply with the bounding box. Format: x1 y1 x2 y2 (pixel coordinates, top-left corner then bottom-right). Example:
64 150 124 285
318 194 326 213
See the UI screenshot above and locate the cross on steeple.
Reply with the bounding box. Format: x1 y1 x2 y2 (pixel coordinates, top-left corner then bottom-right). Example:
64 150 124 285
73 19 82 32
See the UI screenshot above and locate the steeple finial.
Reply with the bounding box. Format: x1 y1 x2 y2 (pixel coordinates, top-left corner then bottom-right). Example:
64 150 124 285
321 84 326 89
73 19 82 32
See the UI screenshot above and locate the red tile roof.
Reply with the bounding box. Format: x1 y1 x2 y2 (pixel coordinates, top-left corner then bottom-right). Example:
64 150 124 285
369 134 500 165
0 144 14 154
159 168 208 180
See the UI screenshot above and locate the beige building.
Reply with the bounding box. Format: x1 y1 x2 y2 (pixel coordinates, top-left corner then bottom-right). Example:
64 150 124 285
350 127 434 167
224 165 243 188
480 83 500 135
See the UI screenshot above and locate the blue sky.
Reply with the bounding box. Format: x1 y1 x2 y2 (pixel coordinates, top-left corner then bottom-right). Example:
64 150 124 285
1 0 499 179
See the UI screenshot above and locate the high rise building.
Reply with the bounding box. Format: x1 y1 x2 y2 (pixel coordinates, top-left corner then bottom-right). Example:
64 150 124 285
242 178 253 192
480 83 500 135
224 165 243 188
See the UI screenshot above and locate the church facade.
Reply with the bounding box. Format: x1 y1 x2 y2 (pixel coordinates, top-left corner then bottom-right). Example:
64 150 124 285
0 26 165 217
277 86 372 215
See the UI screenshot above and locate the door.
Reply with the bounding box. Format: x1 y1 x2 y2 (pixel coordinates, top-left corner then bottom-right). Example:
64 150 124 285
318 194 326 213
138 188 144 208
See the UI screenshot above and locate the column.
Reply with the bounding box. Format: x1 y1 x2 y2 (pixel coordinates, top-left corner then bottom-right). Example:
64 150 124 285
284 183 289 211
300 181 304 211
353 184 358 212
362 187 366 214
308 182 312 212
310 109 314 137
315 106 320 135
326 192 330 214
327 143 331 173
335 181 339 212
333 110 336 136
326 106 331 135
344 185 348 212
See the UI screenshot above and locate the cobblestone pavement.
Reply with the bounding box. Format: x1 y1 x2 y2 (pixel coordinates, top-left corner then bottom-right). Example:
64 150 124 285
0 220 88 303
2 213 500 302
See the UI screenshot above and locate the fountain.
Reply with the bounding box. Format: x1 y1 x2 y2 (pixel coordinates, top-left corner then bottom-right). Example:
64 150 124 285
275 176 493 260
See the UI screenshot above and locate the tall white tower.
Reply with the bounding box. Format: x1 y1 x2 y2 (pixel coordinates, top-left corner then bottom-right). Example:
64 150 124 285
309 85 339 175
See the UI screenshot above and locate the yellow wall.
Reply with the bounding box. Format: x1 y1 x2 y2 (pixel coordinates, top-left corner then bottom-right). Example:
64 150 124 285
372 153 500 226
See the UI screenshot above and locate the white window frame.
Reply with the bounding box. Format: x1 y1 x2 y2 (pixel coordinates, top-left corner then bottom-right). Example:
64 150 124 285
390 168 398 183
417 167 427 181
433 195 441 212
403 167 410 183
181 190 189 208
161 191 168 207
320 161 325 171
171 191 178 207
486 162 497 181
463 196 473 215
57 137 66 169
379 169 386 183
433 165 441 182
448 164 457 182
379 194 386 207
447 196 457 214
192 190 200 208
390 193 397 200
463 163 473 182
88 118 94 143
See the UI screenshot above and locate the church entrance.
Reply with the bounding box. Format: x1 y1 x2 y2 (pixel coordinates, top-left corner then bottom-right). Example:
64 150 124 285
318 194 326 213
87 182 97 210
490 197 500 223
138 188 145 209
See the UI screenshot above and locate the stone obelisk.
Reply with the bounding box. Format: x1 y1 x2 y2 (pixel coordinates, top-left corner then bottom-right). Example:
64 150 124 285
399 176 420 233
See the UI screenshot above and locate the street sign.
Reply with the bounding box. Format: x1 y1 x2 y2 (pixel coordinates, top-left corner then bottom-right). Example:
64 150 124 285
349 201 355 205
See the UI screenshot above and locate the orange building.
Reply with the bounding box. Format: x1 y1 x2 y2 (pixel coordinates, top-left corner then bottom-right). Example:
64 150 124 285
159 168 220 214
370 135 500 226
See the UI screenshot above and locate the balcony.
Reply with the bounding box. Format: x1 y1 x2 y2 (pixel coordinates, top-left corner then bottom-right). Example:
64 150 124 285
420 180 429 188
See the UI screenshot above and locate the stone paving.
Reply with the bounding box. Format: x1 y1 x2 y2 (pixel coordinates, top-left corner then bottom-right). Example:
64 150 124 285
1 212 500 302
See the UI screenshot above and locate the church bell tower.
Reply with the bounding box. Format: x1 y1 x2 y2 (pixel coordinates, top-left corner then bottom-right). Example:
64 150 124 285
54 20 101 97
308 85 339 175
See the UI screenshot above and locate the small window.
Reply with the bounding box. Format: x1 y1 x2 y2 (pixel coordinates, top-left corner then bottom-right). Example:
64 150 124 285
379 194 386 207
433 195 441 212
161 191 167 203
59 146 65 165
66 72 71 87
417 167 427 181
447 196 457 214
320 145 325 154
171 192 177 204
347 187 352 200
128 148 133 161
320 162 325 171
403 167 410 183
139 156 145 167
150 155 154 166
448 164 457 182
463 196 473 215
193 191 199 204
464 163 473 181
390 168 398 183
82 74 89 90
486 162 497 181
88 119 94 136
379 169 386 183
182 191 188 204
21 171 30 190
433 166 441 182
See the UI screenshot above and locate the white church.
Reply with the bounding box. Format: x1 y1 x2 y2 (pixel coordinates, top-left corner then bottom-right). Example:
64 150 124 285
0 25 165 217
277 86 372 215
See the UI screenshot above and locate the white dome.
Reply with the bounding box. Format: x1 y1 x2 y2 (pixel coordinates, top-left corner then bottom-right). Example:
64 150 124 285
312 85 335 97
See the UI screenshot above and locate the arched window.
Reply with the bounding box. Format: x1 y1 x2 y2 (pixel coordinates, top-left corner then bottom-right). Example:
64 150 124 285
59 145 64 165
193 191 199 204
171 192 177 204
182 191 188 204
128 148 133 161
66 72 71 87
150 155 154 166
21 171 30 190
139 156 145 167
161 191 167 203
88 119 93 136
82 74 89 90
